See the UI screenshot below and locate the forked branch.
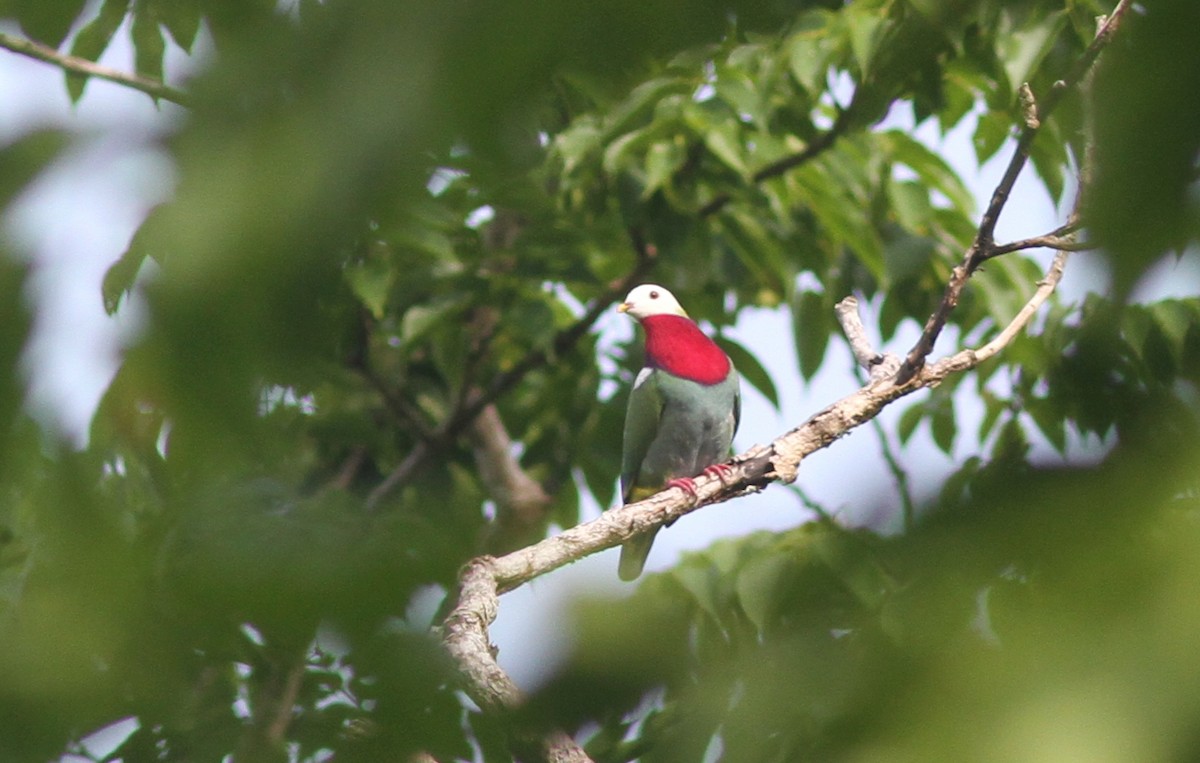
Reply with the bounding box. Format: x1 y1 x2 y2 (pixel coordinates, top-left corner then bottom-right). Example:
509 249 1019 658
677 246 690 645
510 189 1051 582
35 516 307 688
894 0 1134 383
441 246 1072 762
439 2 1132 756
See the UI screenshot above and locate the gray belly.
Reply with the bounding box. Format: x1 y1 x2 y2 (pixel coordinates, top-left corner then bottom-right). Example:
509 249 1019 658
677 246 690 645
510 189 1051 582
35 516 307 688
639 381 736 484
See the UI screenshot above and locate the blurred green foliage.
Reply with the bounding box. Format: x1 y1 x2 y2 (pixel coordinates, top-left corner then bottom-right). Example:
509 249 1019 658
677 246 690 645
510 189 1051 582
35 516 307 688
0 0 1198 760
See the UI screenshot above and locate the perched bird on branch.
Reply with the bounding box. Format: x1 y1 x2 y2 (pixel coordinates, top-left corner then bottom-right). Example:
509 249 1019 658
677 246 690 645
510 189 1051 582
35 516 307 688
615 284 740 580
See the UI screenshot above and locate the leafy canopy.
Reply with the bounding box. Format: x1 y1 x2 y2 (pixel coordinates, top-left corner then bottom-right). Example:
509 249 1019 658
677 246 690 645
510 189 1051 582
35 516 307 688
0 0 1197 760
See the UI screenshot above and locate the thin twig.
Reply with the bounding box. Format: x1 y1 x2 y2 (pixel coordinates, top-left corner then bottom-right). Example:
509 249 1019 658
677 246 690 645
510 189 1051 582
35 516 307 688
940 250 1070 371
894 0 1134 383
360 365 436 438
986 227 1092 259
365 441 428 510
697 110 851 218
0 31 192 106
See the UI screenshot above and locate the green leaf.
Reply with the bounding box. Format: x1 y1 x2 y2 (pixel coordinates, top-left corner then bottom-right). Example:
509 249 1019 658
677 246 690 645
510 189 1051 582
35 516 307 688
703 122 749 179
786 12 835 95
400 296 469 348
0 130 66 210
884 130 975 217
878 288 911 342
717 336 779 411
735 553 793 632
603 76 690 142
1121 305 1152 361
898 402 923 445
1025 397 1066 453
714 66 764 128
1028 117 1068 204
669 563 723 626
158 0 200 52
720 210 792 297
12 0 87 46
1151 300 1195 367
978 391 1006 443
845 2 888 78
509 294 558 353
642 139 685 196
973 110 1012 165
130 4 165 87
103 205 171 315
1087 0 1200 294
345 258 394 319
66 0 129 103
882 233 936 285
888 180 933 234
930 394 956 454
602 126 652 178
798 162 885 280
792 290 830 381
554 121 602 174
999 9 1066 98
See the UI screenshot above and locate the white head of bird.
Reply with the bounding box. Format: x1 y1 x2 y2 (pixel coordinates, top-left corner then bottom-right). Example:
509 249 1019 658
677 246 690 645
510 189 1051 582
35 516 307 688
618 284 688 321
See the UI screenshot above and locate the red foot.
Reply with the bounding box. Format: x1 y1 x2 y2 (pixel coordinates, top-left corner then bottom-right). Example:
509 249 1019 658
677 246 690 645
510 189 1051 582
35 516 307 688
665 477 698 498
702 463 734 485
666 464 734 500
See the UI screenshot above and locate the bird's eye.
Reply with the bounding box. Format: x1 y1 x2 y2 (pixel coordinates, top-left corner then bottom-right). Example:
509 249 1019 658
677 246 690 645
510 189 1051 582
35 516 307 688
649 290 659 299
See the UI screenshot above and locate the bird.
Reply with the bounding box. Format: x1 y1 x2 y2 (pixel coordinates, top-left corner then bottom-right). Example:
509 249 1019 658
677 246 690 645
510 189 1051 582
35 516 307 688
615 284 740 581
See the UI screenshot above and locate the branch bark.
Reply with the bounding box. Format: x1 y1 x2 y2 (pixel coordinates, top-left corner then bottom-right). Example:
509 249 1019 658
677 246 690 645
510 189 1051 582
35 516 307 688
470 403 553 554
0 31 192 106
437 2 1134 747
986 223 1091 259
894 0 1134 383
439 245 1070 760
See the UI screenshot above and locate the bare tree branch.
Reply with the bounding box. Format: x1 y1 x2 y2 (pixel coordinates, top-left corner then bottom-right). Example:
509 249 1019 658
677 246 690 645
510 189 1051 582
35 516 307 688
433 4 1125 755
0 31 192 107
440 249 1070 759
895 0 1134 383
470 403 554 553
441 560 592 763
939 250 1069 371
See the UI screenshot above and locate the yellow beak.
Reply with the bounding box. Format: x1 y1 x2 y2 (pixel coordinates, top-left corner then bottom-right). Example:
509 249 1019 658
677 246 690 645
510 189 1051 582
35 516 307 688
617 302 631 313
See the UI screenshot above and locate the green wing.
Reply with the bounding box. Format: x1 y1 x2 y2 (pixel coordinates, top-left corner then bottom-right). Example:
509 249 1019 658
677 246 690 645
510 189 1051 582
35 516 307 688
620 368 663 502
732 369 741 441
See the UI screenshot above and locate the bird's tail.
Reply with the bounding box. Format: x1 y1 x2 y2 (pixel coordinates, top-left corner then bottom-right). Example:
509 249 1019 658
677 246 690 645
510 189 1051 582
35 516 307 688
618 529 660 581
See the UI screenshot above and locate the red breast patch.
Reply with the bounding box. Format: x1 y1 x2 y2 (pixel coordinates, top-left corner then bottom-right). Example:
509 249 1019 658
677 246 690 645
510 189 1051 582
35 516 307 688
641 314 730 385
